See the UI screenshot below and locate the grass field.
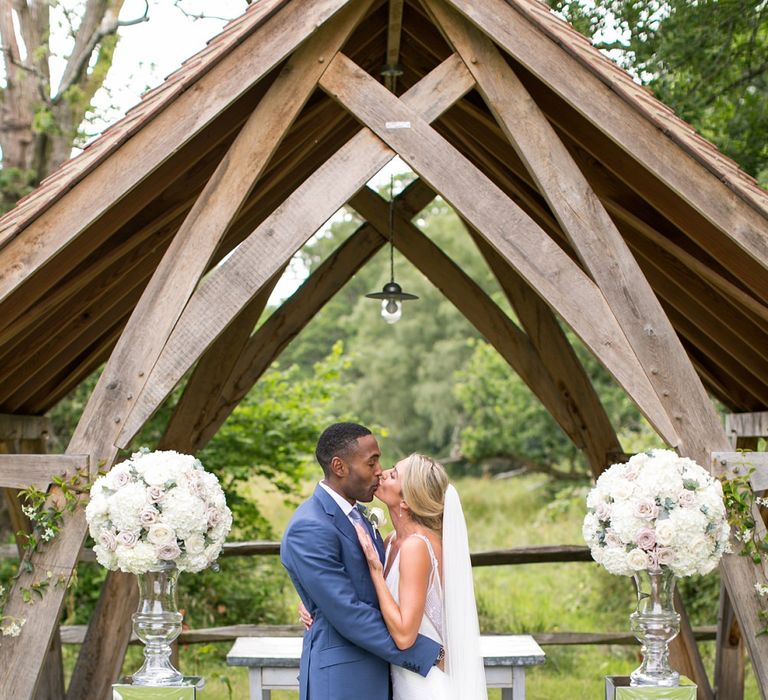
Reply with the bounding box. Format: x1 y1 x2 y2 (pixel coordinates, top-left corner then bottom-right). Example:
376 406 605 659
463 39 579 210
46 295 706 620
109 473 758 699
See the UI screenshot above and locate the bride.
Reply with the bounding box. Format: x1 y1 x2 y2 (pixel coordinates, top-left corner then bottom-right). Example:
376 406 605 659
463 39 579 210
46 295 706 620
354 454 487 700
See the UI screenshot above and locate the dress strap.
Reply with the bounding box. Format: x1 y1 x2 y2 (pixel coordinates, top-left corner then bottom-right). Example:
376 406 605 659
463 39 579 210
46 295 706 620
409 534 439 586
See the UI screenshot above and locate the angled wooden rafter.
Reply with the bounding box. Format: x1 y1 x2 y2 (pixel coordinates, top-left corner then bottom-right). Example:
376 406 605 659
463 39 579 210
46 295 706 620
466 228 622 478
442 0 768 301
159 270 284 452
181 223 389 454
0 0 358 312
316 51 679 448
436 103 768 407
114 53 476 449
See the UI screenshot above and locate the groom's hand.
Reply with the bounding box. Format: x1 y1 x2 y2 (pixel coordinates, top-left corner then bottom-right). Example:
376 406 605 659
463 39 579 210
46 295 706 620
297 600 314 630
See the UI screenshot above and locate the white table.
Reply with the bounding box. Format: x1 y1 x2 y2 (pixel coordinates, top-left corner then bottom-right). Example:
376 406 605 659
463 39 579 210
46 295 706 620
227 635 545 699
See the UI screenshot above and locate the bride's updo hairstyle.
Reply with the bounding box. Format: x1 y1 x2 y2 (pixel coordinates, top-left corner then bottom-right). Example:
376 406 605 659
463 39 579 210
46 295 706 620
401 454 449 531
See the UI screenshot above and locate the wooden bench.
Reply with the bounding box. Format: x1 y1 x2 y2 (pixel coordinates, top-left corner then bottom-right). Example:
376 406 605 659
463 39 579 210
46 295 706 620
227 634 545 699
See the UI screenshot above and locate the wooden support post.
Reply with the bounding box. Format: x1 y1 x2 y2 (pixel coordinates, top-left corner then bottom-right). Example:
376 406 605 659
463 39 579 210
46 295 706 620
115 54 476 449
0 415 64 700
62 6 378 699
384 0 405 92
317 51 679 449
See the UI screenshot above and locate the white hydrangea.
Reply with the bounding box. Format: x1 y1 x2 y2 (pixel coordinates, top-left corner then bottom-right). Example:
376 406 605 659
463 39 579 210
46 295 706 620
116 541 159 575
583 449 729 579
86 450 232 574
160 488 207 540
108 482 149 532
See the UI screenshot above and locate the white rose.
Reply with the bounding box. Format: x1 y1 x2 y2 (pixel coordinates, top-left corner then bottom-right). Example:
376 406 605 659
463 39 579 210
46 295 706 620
185 533 205 555
147 524 176 545
627 548 650 571
633 498 659 520
98 530 117 551
139 507 159 527
116 531 138 548
655 520 675 546
147 485 166 503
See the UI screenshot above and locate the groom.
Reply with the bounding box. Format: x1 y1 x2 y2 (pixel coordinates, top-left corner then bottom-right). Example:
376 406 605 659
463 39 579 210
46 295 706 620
281 422 441 700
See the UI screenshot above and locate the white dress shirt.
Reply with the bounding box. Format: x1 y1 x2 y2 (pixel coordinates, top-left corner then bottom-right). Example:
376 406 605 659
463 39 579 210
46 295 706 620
319 481 362 526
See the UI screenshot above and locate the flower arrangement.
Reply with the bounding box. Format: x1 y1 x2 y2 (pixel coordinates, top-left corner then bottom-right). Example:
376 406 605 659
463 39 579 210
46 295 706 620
86 449 232 574
582 449 730 577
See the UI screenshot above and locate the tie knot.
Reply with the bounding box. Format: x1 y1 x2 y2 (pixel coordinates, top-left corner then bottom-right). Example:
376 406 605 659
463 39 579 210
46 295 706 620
350 507 363 523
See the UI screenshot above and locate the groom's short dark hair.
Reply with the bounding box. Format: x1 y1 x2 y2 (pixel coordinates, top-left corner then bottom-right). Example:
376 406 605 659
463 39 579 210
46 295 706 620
316 422 372 476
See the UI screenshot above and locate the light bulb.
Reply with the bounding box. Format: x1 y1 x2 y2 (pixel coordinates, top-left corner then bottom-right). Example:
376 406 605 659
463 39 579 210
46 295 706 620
381 298 402 324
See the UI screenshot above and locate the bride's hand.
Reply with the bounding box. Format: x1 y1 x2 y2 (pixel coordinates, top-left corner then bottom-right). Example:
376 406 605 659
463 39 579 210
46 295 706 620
297 600 313 630
354 523 383 574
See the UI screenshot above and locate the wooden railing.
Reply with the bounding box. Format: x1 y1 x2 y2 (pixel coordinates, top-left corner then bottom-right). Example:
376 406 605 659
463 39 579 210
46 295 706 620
0 541 717 648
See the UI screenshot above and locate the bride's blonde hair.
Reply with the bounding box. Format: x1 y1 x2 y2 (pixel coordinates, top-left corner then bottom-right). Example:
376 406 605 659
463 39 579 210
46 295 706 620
401 454 449 532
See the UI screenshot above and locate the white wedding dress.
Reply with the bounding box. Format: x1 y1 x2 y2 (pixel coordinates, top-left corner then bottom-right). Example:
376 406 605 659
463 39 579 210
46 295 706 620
386 534 451 699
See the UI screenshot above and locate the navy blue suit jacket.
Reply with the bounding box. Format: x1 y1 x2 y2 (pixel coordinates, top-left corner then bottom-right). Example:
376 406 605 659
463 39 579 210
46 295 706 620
280 485 440 700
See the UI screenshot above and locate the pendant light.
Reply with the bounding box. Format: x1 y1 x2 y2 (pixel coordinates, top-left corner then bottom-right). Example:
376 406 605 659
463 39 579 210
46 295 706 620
365 178 418 323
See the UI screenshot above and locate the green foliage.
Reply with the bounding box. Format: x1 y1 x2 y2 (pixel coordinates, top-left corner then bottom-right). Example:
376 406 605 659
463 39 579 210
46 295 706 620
0 167 37 214
548 0 768 180
453 330 650 476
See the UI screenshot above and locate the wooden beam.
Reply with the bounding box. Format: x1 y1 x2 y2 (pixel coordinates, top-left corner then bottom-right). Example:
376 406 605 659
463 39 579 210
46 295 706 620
726 413 768 443
0 414 52 445
180 224 387 453
350 185 587 451
0 0 355 308
0 421 65 700
384 0 405 92
442 0 768 299
317 52 679 448
114 54 476 449
0 455 88 490
426 0 717 461
158 270 283 452
468 228 622 478
57 622 720 647
178 177 437 453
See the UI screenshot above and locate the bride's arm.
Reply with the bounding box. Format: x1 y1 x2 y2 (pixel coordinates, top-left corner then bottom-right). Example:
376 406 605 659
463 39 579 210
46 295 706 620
355 525 430 649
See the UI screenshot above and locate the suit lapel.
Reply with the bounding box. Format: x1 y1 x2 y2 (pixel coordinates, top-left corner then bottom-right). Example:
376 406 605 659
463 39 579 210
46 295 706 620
314 485 359 546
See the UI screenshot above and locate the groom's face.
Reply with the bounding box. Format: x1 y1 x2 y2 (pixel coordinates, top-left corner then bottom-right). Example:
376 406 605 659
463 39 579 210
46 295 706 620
340 434 382 503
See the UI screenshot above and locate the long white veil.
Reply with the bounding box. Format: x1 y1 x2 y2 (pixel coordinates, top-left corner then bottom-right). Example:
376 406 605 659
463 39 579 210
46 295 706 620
442 484 488 699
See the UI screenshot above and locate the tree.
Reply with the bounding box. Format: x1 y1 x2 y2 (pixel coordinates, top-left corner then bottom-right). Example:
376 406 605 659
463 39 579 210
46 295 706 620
0 1 247 214
549 0 768 184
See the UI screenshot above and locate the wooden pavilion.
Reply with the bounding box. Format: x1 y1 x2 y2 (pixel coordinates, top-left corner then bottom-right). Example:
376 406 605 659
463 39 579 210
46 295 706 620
1 0 767 697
